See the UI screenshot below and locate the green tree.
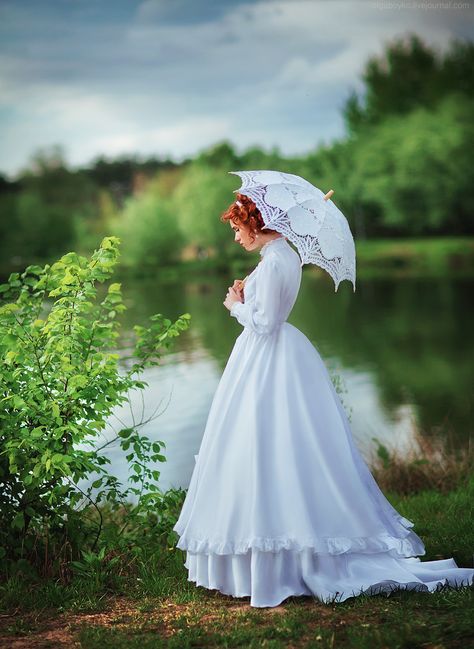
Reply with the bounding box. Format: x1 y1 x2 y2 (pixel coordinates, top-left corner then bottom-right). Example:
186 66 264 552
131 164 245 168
5 145 98 261
348 95 474 235
195 140 239 169
116 178 185 268
173 162 238 252
343 34 474 135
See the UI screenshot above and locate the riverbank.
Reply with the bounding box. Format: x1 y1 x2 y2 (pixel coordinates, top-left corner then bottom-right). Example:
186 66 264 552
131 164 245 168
2 237 473 282
1 474 473 648
116 235 474 283
353 236 474 277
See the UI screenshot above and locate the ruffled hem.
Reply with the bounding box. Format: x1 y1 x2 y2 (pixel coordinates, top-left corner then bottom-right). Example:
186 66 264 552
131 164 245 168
173 515 426 559
184 549 474 607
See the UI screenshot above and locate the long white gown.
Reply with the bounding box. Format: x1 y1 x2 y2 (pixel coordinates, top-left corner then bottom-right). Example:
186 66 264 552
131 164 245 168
172 235 474 607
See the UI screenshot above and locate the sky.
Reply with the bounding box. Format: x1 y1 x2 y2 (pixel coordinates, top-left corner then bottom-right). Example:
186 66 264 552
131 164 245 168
0 0 473 179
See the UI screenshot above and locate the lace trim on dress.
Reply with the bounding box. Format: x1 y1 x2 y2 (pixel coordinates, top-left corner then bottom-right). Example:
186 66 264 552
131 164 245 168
173 515 426 558
259 236 287 257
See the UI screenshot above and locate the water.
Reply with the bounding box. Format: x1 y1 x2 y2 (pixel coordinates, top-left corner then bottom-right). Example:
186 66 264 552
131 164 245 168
94 269 473 493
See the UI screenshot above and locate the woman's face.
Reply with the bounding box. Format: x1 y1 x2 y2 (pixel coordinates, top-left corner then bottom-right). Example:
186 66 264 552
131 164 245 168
229 219 260 252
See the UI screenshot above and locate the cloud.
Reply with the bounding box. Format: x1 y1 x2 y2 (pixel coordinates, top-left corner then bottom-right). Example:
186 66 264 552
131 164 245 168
0 0 471 177
135 0 254 26
93 115 233 159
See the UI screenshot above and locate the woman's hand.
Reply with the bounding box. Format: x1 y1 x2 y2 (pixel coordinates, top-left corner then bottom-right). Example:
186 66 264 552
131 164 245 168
232 278 245 295
223 284 243 311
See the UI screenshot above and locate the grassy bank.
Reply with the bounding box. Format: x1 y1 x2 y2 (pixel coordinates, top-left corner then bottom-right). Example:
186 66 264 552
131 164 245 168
1 474 473 648
115 236 474 282
352 236 474 276
3 237 473 283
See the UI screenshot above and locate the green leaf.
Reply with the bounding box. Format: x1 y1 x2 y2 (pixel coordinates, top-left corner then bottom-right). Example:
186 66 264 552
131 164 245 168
108 282 121 292
5 350 17 364
1 334 18 347
12 395 25 409
12 512 25 530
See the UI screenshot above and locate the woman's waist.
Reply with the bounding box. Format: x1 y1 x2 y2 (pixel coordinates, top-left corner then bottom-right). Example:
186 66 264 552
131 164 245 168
242 320 290 335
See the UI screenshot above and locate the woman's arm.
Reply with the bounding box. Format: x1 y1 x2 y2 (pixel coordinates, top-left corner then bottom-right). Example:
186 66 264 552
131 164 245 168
229 257 282 335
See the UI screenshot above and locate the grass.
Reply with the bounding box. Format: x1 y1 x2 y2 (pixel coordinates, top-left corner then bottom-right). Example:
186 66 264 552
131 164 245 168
369 427 474 497
1 472 473 647
0 578 473 648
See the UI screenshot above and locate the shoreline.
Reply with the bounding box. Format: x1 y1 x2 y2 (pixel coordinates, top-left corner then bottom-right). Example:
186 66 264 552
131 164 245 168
1 236 473 282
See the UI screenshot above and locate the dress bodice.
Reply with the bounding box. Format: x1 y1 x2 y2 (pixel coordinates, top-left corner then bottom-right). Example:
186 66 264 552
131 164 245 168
230 237 302 335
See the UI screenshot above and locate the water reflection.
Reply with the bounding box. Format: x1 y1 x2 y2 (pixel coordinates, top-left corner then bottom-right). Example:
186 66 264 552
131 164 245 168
95 270 473 492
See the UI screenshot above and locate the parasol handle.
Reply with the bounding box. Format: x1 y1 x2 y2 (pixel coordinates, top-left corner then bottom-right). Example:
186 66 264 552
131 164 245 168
237 275 249 289
323 189 334 201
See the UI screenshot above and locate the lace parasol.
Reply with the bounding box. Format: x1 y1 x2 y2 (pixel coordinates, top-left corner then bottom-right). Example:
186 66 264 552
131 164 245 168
229 169 356 292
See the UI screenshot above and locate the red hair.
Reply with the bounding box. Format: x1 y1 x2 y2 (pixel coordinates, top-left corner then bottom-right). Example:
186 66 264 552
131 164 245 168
220 193 279 244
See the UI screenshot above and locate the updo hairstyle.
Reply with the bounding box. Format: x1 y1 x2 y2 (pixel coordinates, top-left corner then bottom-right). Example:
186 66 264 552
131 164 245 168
220 193 279 244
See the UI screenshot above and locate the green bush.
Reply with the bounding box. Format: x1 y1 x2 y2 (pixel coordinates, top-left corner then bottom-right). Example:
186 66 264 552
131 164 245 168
0 236 190 575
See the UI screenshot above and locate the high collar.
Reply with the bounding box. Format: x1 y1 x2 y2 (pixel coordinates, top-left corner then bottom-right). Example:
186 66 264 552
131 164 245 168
259 236 287 257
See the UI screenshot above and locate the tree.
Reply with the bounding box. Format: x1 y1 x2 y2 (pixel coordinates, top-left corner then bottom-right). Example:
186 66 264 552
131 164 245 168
343 34 473 135
173 162 238 252
348 96 474 235
116 178 185 268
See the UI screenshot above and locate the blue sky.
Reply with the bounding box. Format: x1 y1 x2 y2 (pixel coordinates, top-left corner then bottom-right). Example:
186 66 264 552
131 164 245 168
0 0 472 178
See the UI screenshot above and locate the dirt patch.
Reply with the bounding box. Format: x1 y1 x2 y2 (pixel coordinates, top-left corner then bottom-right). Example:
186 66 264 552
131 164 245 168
0 598 140 649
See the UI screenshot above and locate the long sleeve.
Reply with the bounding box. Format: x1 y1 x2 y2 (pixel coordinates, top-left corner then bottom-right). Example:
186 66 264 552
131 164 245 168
230 257 283 335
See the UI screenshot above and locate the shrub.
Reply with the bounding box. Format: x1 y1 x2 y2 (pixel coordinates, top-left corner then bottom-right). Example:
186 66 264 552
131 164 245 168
0 236 190 576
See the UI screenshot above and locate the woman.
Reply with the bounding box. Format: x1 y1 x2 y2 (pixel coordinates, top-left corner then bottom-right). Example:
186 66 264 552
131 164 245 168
172 193 474 608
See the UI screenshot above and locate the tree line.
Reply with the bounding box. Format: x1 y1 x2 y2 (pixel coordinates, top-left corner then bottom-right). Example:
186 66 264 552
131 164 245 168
0 34 472 272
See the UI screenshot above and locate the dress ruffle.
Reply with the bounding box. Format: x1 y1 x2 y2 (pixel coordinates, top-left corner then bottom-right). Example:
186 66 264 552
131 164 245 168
173 513 426 558
184 549 474 607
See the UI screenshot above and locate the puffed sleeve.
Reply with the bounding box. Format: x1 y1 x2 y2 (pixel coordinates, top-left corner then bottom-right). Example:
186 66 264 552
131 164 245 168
230 257 282 335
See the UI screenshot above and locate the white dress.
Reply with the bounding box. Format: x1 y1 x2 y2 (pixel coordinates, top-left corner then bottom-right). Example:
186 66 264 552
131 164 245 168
172 236 474 607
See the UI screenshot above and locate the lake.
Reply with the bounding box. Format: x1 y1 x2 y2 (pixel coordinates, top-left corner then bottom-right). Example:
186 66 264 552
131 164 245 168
95 267 474 493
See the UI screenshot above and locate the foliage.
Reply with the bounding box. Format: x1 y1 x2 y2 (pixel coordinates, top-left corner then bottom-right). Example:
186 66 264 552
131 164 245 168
343 33 474 133
172 162 238 251
115 177 185 268
0 236 191 574
346 95 474 236
0 146 99 263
